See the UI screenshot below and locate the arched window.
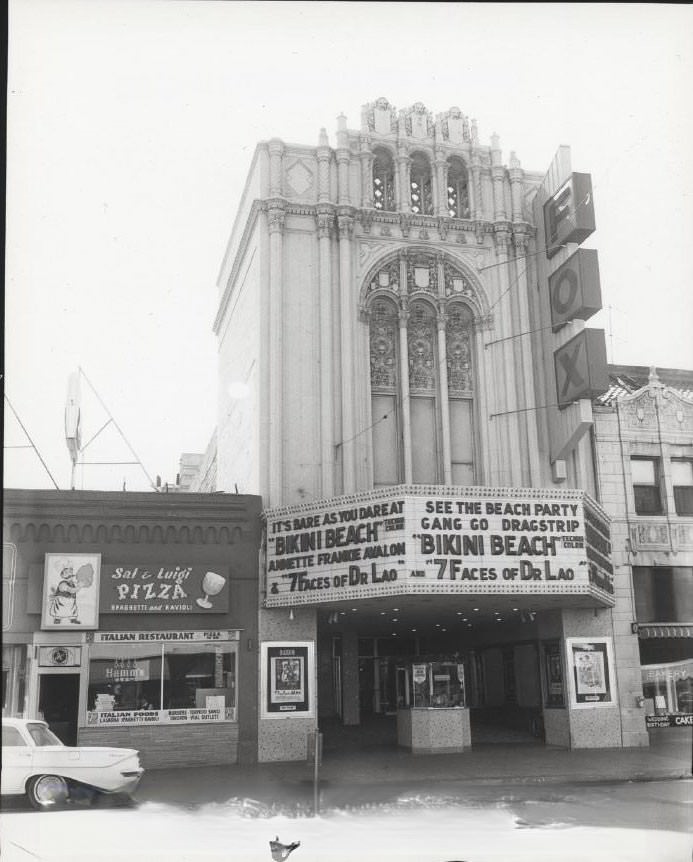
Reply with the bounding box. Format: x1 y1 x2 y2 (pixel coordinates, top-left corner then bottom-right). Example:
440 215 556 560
447 157 470 219
409 152 433 215
366 256 478 489
446 303 475 484
408 301 439 483
369 298 401 486
372 148 395 212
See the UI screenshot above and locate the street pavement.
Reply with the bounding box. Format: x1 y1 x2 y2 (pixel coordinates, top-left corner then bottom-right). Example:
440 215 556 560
133 727 692 810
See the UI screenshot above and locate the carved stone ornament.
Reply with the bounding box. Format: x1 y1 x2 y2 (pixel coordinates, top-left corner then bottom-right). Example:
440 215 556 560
285 160 314 198
369 300 399 391
621 393 657 430
407 254 437 294
363 97 397 136
443 261 473 298
399 214 411 238
446 307 473 394
659 391 693 434
380 225 392 237
360 210 374 235
267 204 286 234
367 260 400 297
407 304 436 391
401 103 434 140
438 107 470 145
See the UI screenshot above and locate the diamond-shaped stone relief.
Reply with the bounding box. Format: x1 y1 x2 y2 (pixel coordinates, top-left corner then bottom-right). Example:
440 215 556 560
286 161 313 198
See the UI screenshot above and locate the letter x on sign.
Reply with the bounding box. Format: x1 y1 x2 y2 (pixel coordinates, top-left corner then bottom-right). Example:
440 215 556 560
557 339 586 403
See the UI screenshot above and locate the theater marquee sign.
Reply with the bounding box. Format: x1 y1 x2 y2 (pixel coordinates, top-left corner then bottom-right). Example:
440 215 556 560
264 487 613 607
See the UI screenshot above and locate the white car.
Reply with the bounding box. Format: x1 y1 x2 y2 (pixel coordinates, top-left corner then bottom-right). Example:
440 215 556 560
1 717 144 810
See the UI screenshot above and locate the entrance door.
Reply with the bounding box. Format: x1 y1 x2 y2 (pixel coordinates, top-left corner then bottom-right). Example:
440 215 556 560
38 674 79 745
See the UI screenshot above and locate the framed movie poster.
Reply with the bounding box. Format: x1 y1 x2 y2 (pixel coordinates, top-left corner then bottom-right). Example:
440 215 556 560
41 553 101 630
566 637 616 708
261 641 315 719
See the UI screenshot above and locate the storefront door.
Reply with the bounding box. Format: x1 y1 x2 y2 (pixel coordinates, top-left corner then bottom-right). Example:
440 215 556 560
38 673 80 745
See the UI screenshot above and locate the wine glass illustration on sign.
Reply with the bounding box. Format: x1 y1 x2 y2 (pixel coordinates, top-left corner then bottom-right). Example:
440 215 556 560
196 571 226 608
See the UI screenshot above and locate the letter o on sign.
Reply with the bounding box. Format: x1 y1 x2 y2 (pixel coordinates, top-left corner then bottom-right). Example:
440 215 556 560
551 268 578 315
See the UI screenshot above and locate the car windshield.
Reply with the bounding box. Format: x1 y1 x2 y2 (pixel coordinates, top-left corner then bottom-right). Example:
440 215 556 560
26 723 64 746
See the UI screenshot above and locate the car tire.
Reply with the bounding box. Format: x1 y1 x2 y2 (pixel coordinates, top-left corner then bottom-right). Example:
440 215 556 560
27 775 70 810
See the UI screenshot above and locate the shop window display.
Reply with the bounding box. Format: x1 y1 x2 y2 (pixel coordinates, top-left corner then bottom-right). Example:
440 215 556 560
87 641 237 723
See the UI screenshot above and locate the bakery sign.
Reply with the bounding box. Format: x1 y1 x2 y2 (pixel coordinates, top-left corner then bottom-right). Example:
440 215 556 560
99 566 229 614
264 487 613 607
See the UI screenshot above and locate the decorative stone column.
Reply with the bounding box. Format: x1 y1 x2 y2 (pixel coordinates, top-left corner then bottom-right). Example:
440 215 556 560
398 290 413 484
268 200 285 506
491 133 506 222
268 138 283 197
317 206 335 499
512 230 541 486
436 299 453 484
470 150 482 221
338 208 356 492
508 151 524 223
494 227 523 487
396 145 410 212
360 136 373 209
435 149 448 217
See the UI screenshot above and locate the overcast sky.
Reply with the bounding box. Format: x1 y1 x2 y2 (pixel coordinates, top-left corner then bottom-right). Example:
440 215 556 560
5 1 693 493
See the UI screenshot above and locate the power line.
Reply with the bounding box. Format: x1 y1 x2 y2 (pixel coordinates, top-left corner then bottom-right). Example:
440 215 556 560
336 412 391 450
78 366 157 490
4 394 60 489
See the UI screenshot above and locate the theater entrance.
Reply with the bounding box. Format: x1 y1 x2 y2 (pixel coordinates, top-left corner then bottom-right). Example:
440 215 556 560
318 597 553 752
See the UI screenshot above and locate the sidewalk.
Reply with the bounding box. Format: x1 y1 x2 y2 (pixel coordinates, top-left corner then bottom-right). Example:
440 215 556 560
133 727 692 809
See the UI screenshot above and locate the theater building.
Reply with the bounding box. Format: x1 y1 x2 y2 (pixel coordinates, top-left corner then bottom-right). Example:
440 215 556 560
2 490 262 768
211 97 653 760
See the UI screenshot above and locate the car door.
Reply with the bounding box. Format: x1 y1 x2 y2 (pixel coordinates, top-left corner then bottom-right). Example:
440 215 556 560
1 724 34 795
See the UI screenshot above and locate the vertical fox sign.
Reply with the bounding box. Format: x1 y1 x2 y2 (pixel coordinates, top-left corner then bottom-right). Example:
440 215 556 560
531 148 608 477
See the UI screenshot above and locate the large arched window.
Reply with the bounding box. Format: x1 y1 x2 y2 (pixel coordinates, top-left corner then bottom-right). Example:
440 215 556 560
369 298 401 486
372 148 395 212
409 152 433 215
408 300 439 483
366 255 479 489
447 157 470 219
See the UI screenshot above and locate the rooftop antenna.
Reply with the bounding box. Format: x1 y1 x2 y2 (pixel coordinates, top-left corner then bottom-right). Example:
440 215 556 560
65 371 82 490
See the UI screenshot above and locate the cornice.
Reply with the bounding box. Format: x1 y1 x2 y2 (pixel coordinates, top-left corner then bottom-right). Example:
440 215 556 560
2 490 262 546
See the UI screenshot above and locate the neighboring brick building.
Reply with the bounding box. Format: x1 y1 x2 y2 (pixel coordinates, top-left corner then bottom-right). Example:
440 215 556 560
2 490 262 768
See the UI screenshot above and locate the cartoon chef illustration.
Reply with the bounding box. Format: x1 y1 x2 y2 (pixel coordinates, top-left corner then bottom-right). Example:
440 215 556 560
48 561 94 625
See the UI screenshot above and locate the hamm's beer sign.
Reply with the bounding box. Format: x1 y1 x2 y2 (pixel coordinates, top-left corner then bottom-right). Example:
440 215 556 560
264 487 613 606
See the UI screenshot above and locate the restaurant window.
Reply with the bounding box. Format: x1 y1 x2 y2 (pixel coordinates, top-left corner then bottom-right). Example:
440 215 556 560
672 459 693 516
86 637 237 724
631 457 663 515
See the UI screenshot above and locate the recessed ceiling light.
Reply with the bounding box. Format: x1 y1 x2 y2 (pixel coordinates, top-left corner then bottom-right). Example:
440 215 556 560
462 618 468 622
456 612 463 615
473 608 480 612
380 611 386 615
392 608 399 611
441 628 447 632
435 623 441 627
496 618 503 622
512 608 519 612
392 618 398 622
351 608 358 612
411 628 417 632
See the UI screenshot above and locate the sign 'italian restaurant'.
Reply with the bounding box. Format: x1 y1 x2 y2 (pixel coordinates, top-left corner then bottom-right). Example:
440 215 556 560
264 486 613 607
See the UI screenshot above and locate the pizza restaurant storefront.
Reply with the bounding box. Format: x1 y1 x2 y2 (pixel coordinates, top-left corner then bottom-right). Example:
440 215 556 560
263 486 620 754
2 490 262 769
